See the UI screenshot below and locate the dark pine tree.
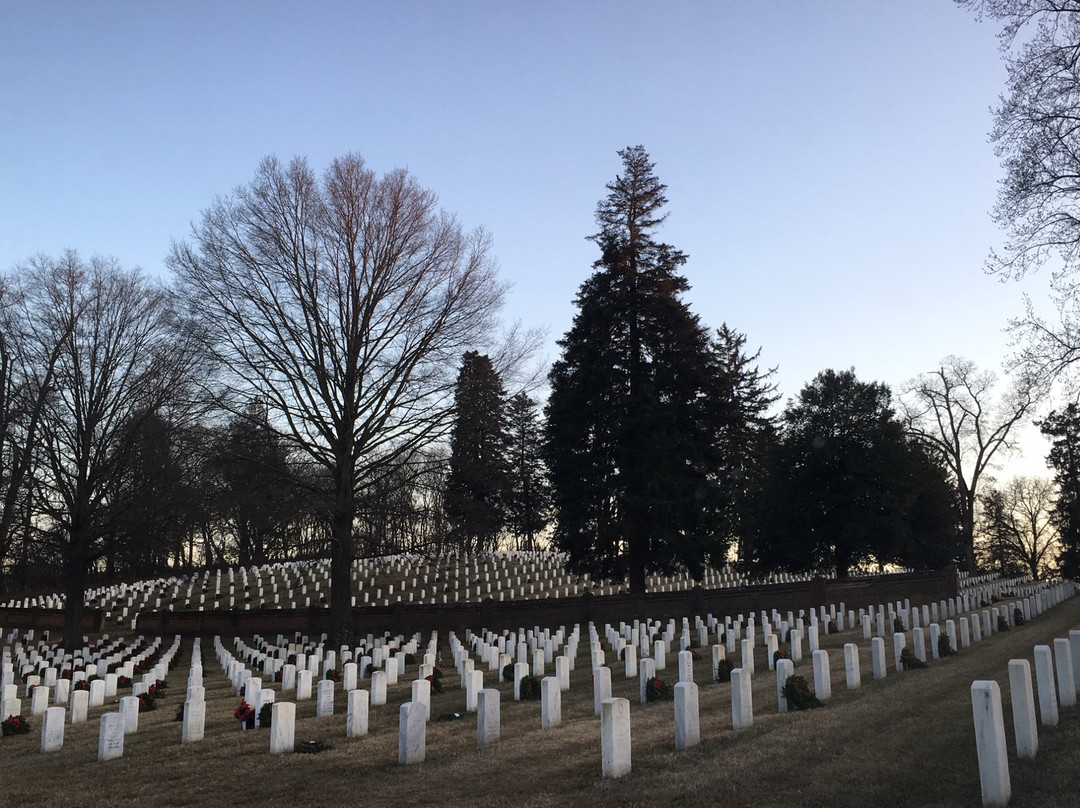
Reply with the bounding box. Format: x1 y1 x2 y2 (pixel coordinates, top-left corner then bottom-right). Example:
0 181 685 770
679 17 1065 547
504 392 550 551
545 146 729 594
446 351 508 555
1040 404 1080 580
711 323 778 569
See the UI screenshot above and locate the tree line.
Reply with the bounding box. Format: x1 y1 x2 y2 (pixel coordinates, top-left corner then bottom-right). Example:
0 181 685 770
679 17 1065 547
5 144 1080 648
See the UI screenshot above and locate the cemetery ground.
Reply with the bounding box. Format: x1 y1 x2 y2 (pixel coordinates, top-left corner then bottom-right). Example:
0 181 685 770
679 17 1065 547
2 599 1079 808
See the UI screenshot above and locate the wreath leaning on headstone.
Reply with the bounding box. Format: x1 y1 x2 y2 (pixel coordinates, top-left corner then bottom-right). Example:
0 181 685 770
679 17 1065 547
715 658 735 682
780 675 822 711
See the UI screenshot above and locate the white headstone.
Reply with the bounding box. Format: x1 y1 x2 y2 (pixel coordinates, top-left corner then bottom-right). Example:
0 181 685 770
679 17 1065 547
68 689 88 724
30 684 49 716
118 695 139 734
601 697 631 778
371 671 387 706
1034 644 1060 727
678 650 694 684
1007 659 1038 759
270 701 295 753
398 700 427 764
40 706 65 752
541 676 561 729
971 680 1011 808
97 712 124 761
812 649 831 701
297 669 313 700
871 637 887 680
593 666 612 715
478 688 500 746
182 699 205 743
674 681 699 750
731 668 753 729
347 688 369 738
316 679 335 717
466 669 483 713
776 658 793 713
843 643 861 689
1053 637 1076 708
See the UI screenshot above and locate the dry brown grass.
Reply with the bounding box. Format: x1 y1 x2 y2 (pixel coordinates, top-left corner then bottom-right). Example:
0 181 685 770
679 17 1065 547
2 598 1079 808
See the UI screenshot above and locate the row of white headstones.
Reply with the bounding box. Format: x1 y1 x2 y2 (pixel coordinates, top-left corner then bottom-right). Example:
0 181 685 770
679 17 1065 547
970 608 1080 806
1 632 173 719
0 633 181 756
4 550 829 626
3 575 1072 782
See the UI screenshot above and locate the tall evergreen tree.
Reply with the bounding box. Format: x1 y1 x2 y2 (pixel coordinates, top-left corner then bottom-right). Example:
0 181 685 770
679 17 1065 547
504 392 550 550
545 146 729 593
446 351 508 554
1040 404 1080 579
711 323 778 568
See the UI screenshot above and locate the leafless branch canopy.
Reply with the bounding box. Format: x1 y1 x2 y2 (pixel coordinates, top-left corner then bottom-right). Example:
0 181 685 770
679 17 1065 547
168 153 507 494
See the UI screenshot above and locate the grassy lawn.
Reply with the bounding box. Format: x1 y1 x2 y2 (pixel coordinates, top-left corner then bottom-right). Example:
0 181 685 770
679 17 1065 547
2 595 1078 808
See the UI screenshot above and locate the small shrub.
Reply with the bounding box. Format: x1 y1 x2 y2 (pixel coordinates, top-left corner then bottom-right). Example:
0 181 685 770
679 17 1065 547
502 663 515 683
900 647 928 670
938 635 956 657
1013 607 1025 626
893 616 905 633
257 703 273 728
781 675 822 710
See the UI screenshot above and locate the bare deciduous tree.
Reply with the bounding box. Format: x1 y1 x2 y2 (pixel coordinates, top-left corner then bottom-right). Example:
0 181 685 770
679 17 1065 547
26 252 196 645
977 475 1059 579
168 154 506 644
957 2 1080 391
901 356 1036 572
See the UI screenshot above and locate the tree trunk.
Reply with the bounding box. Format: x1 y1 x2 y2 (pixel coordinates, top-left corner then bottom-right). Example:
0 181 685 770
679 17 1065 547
63 532 88 648
328 463 355 647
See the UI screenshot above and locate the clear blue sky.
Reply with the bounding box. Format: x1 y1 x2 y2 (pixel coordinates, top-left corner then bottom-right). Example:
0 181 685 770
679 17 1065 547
0 1 1053 476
